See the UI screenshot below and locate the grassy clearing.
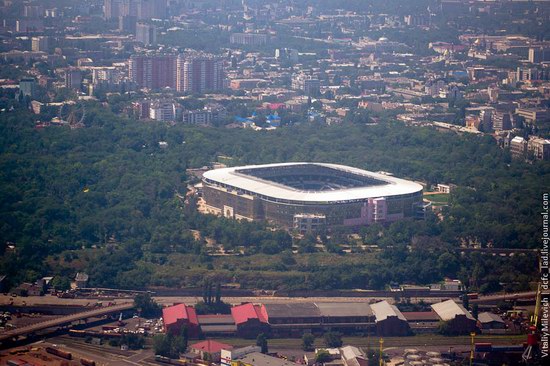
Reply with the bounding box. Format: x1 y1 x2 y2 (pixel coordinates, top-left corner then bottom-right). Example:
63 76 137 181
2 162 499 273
215 334 527 350
423 193 450 205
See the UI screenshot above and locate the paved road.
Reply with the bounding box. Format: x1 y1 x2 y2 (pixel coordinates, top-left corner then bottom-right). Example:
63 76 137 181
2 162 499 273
152 295 398 306
0 303 134 342
1 291 536 309
0 295 133 306
471 291 536 304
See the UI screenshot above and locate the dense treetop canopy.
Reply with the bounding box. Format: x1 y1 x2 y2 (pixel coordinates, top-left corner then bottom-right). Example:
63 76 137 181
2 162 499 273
0 105 545 292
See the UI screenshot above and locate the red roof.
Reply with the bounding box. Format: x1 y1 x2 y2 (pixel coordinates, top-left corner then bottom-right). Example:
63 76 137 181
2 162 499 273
162 304 199 326
267 103 286 110
231 303 267 325
190 339 233 353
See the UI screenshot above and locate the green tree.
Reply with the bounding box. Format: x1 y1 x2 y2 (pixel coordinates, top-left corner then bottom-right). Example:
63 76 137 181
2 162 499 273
50 275 71 291
302 333 315 351
153 329 188 358
215 282 222 304
315 350 332 363
174 326 188 354
437 320 452 335
134 293 162 318
120 333 145 350
472 303 479 319
153 334 172 357
462 293 469 310
256 333 268 354
324 332 343 348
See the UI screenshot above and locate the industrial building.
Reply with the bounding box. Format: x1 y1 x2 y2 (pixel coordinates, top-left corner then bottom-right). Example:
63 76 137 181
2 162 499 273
197 314 236 337
402 310 440 333
478 312 506 331
162 303 200 337
431 299 477 335
162 300 423 339
202 163 425 232
371 300 410 336
231 303 270 338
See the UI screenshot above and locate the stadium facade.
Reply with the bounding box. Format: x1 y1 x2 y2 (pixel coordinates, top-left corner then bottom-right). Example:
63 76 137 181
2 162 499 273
201 163 424 232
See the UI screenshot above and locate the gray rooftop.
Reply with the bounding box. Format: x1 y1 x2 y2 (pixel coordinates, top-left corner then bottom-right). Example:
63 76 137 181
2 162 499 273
199 324 237 333
478 312 504 324
316 302 373 318
197 315 235 325
263 303 321 319
239 352 299 366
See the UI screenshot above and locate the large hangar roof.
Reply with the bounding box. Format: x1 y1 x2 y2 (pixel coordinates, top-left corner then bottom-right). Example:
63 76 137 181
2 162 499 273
431 299 475 321
202 162 423 204
315 302 373 317
262 303 321 319
370 300 407 322
162 303 199 327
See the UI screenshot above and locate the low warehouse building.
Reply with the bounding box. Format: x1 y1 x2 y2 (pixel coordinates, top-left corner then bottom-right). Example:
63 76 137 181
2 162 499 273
198 314 237 337
370 300 410 336
402 311 440 333
162 304 200 337
161 300 475 339
261 303 322 337
478 312 506 331
231 303 270 338
259 302 377 336
316 302 374 334
431 299 477 335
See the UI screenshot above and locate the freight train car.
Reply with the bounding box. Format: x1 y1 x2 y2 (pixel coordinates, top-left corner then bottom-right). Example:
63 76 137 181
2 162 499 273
45 347 72 360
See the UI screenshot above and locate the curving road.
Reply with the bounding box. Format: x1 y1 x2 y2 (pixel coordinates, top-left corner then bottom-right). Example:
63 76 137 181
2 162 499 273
0 303 134 343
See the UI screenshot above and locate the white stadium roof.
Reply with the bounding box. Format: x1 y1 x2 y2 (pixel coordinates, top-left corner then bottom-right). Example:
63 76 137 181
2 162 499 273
202 162 423 204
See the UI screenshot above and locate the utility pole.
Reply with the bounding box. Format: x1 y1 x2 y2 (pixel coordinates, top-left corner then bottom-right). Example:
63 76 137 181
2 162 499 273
470 331 476 366
379 338 384 366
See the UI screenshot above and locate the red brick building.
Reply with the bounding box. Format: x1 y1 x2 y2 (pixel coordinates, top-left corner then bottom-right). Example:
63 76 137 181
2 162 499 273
231 303 270 338
162 304 200 337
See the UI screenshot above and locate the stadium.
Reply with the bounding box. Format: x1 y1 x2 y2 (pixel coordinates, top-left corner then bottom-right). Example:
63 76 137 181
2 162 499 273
201 162 424 233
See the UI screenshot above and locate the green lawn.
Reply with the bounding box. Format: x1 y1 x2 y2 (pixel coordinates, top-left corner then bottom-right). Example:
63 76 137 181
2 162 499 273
215 334 526 350
423 193 450 205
